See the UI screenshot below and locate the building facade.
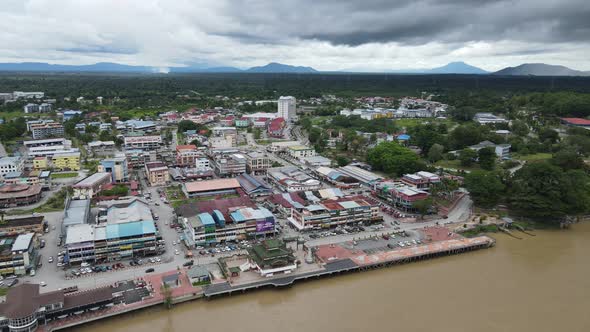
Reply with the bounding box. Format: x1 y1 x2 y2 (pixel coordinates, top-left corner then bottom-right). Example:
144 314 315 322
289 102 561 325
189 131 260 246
277 96 296 122
98 155 129 183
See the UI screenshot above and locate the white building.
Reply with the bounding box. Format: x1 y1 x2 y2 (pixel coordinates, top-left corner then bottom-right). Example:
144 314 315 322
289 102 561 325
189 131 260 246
23 103 39 113
277 96 296 122
0 156 25 178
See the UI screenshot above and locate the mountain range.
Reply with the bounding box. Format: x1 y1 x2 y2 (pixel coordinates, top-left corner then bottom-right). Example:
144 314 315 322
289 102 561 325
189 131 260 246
492 63 590 76
0 61 587 76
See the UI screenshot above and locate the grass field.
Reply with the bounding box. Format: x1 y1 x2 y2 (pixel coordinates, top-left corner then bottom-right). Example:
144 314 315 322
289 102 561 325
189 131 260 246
434 159 481 172
512 153 552 162
51 172 78 179
393 117 457 129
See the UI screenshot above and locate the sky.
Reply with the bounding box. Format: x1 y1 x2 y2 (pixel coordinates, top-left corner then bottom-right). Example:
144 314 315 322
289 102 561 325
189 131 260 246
1 0 589 72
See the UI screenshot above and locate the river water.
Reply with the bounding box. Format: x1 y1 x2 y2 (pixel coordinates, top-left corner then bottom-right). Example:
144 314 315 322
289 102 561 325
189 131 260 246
80 223 590 332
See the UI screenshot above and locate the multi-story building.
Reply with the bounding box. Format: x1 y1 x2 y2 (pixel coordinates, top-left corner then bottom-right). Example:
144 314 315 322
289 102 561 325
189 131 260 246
270 191 382 230
401 171 441 191
267 140 301 153
0 233 36 276
24 138 77 158
267 167 321 192
125 149 157 168
235 117 250 128
195 157 211 170
0 184 42 208
23 103 39 113
123 135 162 150
0 157 24 178
209 127 237 149
39 103 52 113
287 145 316 160
182 206 276 247
30 122 64 140
468 141 511 160
72 173 112 199
374 181 430 211
51 152 81 171
245 151 272 175
277 96 296 122
32 157 48 170
98 155 128 183
65 199 159 264
0 216 45 236
144 161 169 186
175 144 200 167
13 91 44 99
2 171 51 190
212 153 247 177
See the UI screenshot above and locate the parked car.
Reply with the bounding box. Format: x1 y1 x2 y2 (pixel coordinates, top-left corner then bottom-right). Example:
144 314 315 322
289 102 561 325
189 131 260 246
39 281 47 287
48 256 54 263
145 268 155 273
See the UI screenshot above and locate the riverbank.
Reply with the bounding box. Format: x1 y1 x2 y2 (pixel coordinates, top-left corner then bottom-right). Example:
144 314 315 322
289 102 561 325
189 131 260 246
38 229 494 331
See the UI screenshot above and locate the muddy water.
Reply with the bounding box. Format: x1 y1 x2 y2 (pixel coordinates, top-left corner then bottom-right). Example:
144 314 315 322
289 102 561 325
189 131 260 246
79 223 590 332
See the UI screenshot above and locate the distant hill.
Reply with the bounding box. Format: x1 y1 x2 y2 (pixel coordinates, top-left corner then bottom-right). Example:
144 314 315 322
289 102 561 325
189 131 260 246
246 62 318 73
388 61 488 74
0 61 317 73
427 61 488 74
493 63 590 76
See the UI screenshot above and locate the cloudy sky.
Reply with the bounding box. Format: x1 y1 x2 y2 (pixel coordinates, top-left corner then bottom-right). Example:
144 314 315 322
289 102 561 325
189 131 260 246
1 0 589 71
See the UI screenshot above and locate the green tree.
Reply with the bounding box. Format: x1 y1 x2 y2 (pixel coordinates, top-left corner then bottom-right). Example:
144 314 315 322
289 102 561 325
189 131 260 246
413 197 433 219
177 120 198 132
409 123 444 155
459 149 477 166
253 128 262 140
510 120 529 137
336 156 350 167
427 143 445 162
477 147 496 170
551 148 585 171
538 127 559 143
464 171 506 207
367 142 425 176
448 124 483 150
509 162 590 219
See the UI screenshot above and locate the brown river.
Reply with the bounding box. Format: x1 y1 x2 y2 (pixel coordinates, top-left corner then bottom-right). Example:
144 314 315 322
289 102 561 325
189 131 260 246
79 222 590 332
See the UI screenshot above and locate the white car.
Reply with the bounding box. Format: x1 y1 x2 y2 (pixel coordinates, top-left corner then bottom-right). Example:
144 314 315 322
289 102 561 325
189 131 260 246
174 250 179 255
81 262 90 267
48 256 54 263
40 281 47 287
172 241 176 246
155 257 161 262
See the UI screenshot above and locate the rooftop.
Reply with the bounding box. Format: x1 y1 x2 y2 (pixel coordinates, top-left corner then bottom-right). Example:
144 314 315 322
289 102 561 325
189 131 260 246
73 172 111 188
184 178 241 193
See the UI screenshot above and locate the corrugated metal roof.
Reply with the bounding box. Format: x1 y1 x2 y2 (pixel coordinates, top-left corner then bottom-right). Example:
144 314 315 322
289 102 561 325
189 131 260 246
106 221 156 239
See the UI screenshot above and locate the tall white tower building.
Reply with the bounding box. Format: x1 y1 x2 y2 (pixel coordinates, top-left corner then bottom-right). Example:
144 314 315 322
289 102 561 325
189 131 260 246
277 96 296 122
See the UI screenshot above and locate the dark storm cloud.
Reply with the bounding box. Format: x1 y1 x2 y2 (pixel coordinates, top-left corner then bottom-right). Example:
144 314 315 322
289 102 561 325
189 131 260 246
220 0 590 47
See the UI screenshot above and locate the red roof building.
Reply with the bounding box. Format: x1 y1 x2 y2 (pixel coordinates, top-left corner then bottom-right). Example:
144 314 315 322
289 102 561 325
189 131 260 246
561 118 590 127
268 117 286 138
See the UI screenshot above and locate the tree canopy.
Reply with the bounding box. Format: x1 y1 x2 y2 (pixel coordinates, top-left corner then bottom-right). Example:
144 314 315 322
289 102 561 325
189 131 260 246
367 141 425 176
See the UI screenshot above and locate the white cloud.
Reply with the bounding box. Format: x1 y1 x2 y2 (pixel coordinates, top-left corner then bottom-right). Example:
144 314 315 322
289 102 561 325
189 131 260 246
0 0 588 71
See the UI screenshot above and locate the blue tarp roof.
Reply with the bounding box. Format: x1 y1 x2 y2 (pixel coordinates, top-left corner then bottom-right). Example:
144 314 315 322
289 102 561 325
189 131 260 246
106 221 156 239
212 210 225 221
397 134 410 140
198 213 216 226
